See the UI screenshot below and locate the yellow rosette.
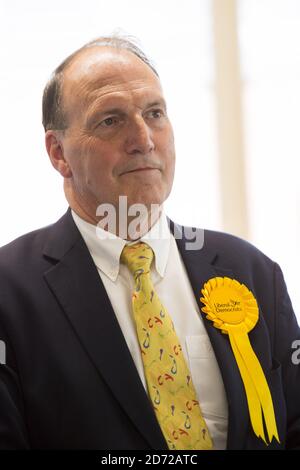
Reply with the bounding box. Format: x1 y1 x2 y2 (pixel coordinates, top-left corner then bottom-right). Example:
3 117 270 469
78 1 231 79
200 276 279 445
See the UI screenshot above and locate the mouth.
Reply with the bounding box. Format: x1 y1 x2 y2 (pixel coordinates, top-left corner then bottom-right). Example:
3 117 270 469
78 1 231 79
121 167 160 175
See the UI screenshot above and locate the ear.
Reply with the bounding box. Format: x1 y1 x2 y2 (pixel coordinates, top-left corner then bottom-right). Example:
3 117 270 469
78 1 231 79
45 130 73 178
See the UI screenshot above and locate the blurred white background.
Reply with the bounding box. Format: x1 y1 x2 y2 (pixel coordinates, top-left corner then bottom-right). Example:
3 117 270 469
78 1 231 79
0 0 299 319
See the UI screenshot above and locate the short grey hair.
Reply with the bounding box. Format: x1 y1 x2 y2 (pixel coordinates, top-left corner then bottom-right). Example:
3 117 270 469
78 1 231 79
42 35 158 131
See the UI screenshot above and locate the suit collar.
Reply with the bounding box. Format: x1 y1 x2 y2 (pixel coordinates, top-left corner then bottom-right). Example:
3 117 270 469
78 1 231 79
43 208 80 261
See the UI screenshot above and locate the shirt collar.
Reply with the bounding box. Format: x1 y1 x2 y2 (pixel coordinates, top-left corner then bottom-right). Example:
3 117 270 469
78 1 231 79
71 209 171 282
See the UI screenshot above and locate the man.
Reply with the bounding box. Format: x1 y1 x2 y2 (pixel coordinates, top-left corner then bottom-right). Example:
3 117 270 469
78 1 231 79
0 36 299 450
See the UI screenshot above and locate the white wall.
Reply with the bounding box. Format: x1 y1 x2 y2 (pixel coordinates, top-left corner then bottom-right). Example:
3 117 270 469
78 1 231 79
0 0 220 245
238 0 300 319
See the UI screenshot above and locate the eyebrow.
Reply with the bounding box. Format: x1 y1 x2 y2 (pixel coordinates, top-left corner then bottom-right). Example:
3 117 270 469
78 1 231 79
98 99 167 114
145 99 167 109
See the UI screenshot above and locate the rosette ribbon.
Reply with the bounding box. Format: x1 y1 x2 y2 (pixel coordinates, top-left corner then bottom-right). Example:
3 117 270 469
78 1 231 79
200 276 279 444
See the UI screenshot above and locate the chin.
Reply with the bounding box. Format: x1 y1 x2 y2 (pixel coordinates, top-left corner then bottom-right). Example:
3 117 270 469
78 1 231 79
128 192 165 209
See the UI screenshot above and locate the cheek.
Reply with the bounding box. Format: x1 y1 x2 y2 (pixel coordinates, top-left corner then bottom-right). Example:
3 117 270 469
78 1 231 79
81 140 119 184
157 122 175 150
158 131 176 168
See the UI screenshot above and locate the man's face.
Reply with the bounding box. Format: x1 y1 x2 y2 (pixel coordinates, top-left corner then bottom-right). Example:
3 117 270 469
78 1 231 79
57 47 175 217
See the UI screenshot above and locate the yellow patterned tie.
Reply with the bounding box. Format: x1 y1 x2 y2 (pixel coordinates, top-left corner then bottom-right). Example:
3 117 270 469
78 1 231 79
121 242 213 450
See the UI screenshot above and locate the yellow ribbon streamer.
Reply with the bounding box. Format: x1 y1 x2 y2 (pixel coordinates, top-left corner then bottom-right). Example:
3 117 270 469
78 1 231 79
200 276 280 445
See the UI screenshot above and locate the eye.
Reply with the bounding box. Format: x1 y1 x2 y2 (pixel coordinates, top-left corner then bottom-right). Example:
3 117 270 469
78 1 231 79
147 109 164 119
99 116 119 127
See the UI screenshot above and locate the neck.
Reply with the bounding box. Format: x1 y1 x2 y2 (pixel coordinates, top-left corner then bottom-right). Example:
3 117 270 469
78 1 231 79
64 182 163 240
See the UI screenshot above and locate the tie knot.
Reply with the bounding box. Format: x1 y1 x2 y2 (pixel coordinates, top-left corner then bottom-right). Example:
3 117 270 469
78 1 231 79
121 242 154 277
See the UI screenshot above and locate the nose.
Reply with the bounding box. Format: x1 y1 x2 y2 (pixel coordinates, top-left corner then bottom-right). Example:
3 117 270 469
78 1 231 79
124 117 155 155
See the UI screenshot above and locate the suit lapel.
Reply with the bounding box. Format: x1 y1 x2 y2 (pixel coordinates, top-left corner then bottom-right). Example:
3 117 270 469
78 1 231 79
43 210 168 450
172 221 250 449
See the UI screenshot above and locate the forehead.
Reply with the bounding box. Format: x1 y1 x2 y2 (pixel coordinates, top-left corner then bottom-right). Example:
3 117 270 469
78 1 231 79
62 47 163 115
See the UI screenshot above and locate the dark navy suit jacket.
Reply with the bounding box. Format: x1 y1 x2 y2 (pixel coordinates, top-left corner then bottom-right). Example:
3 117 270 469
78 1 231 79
0 209 299 449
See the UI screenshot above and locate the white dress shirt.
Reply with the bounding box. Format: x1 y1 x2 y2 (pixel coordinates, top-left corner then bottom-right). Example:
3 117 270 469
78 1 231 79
72 210 228 449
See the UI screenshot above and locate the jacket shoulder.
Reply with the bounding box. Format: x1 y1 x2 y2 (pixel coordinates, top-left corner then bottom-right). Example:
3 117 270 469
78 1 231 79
0 225 51 265
202 228 275 270
0 210 76 272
